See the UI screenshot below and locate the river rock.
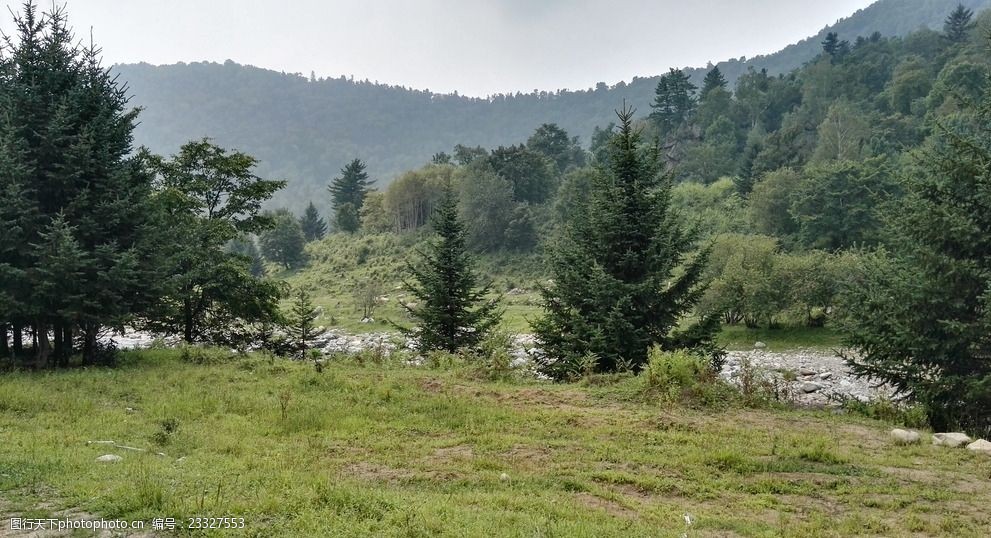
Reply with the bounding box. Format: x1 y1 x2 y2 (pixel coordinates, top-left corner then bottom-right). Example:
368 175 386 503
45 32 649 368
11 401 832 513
754 341 767 350
95 454 122 463
932 432 973 448
801 382 821 393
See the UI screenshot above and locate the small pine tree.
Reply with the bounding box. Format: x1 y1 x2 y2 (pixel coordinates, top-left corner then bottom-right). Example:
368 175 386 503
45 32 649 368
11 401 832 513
534 105 719 380
287 287 324 360
944 4 974 43
299 202 327 241
397 186 502 352
329 159 371 233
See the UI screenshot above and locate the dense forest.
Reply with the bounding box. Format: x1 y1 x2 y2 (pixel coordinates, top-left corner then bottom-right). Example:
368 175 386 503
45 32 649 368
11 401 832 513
114 0 991 212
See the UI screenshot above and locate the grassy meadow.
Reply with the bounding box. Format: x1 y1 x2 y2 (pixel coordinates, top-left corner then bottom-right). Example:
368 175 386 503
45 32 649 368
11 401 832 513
0 349 989 536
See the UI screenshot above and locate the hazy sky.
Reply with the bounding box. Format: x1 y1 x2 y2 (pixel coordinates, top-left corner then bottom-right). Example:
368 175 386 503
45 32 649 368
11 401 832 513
4 0 875 96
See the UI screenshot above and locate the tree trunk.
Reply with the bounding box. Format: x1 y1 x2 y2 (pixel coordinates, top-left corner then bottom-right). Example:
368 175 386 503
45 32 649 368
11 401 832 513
35 321 50 369
12 323 23 355
82 325 98 365
63 324 74 360
0 324 8 357
184 300 194 343
53 322 64 367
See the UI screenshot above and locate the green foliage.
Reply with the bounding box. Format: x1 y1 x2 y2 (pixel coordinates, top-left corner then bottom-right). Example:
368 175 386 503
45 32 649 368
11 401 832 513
487 145 557 204
145 139 285 345
398 186 502 353
286 287 325 359
260 209 307 270
649 68 697 137
944 4 975 42
329 159 371 233
534 106 717 379
299 201 327 242
841 84 991 435
791 159 895 250
641 347 736 407
0 2 160 365
526 123 586 173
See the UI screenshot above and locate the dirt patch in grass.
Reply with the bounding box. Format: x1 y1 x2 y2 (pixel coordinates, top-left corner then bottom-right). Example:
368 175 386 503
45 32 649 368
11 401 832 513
0 492 160 538
430 445 474 462
573 492 637 518
502 445 552 468
341 461 413 483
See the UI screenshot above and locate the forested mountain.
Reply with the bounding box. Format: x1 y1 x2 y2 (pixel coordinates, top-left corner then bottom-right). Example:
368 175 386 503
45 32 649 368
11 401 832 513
114 0 991 211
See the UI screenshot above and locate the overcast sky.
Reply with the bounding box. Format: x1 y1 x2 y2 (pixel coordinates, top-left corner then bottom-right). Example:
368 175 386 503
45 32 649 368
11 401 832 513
3 0 875 96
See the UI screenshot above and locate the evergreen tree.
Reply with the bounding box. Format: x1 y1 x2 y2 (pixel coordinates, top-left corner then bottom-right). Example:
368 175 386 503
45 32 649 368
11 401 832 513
146 139 285 345
397 185 502 353
841 85 991 436
0 2 160 364
299 201 327 241
822 32 840 56
329 159 371 232
943 4 974 43
700 66 727 97
526 123 586 173
649 68 697 137
286 287 324 360
533 106 718 380
260 209 307 270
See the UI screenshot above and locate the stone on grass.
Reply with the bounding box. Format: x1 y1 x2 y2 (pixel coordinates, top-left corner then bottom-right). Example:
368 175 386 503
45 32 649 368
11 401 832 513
499 472 510 482
966 439 991 455
932 432 972 448
95 454 122 463
890 429 921 444
754 342 767 350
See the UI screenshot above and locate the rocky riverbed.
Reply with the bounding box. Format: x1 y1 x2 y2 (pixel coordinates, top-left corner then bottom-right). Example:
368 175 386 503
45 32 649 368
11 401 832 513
107 330 893 406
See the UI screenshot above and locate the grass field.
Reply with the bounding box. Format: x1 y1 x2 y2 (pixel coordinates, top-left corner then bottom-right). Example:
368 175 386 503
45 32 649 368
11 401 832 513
1 350 989 536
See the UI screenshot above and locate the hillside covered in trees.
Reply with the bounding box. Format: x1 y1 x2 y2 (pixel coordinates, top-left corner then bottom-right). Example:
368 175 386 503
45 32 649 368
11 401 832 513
114 0 991 212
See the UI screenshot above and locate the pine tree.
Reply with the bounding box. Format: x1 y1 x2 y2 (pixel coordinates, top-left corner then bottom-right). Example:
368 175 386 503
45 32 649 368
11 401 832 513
533 105 718 380
841 82 991 437
822 32 840 56
398 186 502 352
944 4 974 43
299 201 327 241
649 68 697 137
287 287 324 360
0 2 161 364
329 159 371 232
700 66 727 97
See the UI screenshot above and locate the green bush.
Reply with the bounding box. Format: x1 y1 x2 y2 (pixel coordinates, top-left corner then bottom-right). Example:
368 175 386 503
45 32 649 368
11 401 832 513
641 347 735 407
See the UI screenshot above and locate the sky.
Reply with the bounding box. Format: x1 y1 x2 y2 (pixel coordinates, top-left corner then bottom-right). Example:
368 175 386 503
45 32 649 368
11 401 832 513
2 0 876 97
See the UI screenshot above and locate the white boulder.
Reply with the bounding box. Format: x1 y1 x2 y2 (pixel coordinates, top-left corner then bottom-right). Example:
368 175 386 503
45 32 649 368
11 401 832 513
95 454 122 463
890 429 921 444
932 432 973 448
966 439 991 455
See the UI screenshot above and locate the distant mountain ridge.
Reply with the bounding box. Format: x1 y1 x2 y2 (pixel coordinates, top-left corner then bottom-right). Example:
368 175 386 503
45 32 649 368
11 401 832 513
113 0 991 211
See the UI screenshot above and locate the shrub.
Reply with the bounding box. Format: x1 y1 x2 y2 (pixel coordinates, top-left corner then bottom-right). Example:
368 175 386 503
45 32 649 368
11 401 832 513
641 347 735 407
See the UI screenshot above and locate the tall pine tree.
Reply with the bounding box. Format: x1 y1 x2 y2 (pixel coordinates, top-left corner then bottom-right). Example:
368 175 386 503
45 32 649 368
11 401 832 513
329 159 371 233
944 4 974 43
398 185 502 353
534 105 718 380
700 66 727 97
841 79 991 436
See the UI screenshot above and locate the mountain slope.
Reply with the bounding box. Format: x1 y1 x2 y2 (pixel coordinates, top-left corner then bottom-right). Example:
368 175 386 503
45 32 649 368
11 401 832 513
114 0 990 211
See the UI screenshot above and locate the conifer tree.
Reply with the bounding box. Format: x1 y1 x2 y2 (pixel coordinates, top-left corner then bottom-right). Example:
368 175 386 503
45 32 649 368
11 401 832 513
0 2 160 364
944 4 974 43
700 66 727 97
329 159 371 232
841 80 991 436
287 287 324 359
299 201 327 241
649 68 697 137
534 105 718 380
398 186 502 352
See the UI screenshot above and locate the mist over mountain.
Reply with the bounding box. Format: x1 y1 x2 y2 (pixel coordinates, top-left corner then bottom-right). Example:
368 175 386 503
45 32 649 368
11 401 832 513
114 0 991 211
